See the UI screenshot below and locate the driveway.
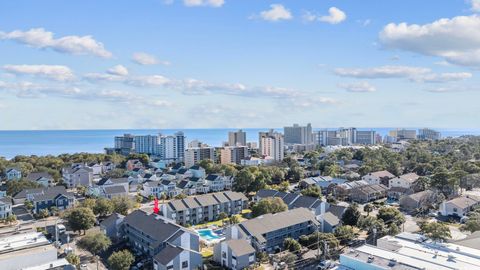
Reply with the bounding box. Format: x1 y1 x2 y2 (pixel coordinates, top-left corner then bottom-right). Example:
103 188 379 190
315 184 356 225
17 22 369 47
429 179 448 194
12 205 34 222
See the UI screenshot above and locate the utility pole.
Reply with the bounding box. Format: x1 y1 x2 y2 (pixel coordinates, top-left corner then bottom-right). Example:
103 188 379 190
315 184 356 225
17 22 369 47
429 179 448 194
317 224 321 259
372 227 377 246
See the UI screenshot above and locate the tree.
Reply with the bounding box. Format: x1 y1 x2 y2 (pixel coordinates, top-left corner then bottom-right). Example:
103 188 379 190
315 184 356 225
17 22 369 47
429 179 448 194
5 214 17 225
82 198 96 210
6 180 41 196
66 253 80 267
461 215 480 233
111 197 135 215
218 212 228 220
234 169 256 192
174 193 187 200
377 207 405 227
299 232 339 254
277 181 290 192
283 238 302 252
229 215 240 224
342 203 361 226
363 203 374 216
334 225 356 244
24 200 33 210
38 209 49 219
160 193 167 203
63 207 96 234
94 198 114 217
108 250 135 270
418 221 451 242
251 197 288 218
301 186 322 199
77 232 111 262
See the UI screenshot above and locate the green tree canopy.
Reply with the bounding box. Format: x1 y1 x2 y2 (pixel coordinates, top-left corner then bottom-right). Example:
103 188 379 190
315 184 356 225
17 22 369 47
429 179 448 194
108 250 135 270
251 197 288 218
63 207 96 234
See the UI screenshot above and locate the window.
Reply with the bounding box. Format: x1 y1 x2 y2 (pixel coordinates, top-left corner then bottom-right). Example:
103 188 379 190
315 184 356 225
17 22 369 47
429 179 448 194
222 251 227 258
453 208 457 212
181 261 188 268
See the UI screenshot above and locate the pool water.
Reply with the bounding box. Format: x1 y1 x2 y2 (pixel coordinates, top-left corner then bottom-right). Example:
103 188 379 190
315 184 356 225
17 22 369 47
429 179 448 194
197 229 224 241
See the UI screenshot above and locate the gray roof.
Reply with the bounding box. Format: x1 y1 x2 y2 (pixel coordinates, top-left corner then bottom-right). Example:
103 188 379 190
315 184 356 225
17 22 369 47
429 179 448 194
238 208 319 243
328 204 347 219
212 192 230 204
282 193 299 205
14 186 71 200
290 195 319 209
154 244 184 265
103 185 127 195
194 193 219 207
26 172 53 182
0 197 12 205
225 239 255 256
223 191 248 202
182 197 201 209
256 189 279 199
323 211 340 227
100 213 124 228
452 231 480 249
124 210 182 246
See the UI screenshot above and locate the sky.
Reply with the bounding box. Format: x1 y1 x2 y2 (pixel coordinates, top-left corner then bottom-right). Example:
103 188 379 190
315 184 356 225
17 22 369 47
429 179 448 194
1 0 480 130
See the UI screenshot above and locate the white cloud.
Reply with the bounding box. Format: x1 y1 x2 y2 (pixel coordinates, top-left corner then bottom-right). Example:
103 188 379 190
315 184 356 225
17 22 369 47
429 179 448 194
302 7 346 24
126 75 172 87
83 73 124 82
411 72 472 83
319 7 347 24
183 0 224 7
379 15 480 66
471 0 480 12
258 4 293 22
3 64 74 81
334 65 430 78
107 65 129 76
338 81 376 92
0 28 112 58
334 65 472 83
132 52 169 66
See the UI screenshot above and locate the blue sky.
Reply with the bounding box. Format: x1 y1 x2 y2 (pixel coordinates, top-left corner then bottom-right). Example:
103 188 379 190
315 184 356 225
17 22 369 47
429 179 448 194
1 0 480 130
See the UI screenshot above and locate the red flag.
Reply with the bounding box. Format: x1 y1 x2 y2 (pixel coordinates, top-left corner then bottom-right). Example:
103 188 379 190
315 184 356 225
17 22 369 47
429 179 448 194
153 197 159 214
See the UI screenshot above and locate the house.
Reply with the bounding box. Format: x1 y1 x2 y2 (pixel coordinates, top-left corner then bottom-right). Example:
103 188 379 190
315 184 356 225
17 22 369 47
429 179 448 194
122 210 202 270
255 189 327 216
439 195 480 217
318 204 347 233
0 197 13 219
362 170 395 186
399 190 437 212
298 176 347 194
101 185 128 199
226 208 319 253
350 184 388 203
189 165 206 178
5 168 22 181
333 180 370 200
213 239 256 270
389 173 420 189
126 159 144 171
388 186 414 200
26 172 54 187
61 165 93 188
161 191 248 226
206 174 233 192
13 186 75 214
100 213 124 241
102 162 116 173
88 162 103 176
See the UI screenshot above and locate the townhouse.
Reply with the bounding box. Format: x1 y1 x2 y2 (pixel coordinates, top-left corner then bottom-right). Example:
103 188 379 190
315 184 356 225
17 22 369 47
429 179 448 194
361 170 395 186
0 197 13 219
439 195 480 217
161 191 248 226
26 172 54 187
61 164 93 188
122 210 202 270
226 208 319 253
399 190 437 212
13 186 75 214
213 239 256 270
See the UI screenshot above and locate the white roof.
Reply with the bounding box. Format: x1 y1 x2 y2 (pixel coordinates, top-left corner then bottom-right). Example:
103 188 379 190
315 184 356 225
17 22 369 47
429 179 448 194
0 232 49 253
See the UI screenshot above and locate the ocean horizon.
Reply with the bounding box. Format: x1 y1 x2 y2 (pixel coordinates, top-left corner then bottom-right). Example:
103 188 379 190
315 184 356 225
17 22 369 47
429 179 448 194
1 128 480 159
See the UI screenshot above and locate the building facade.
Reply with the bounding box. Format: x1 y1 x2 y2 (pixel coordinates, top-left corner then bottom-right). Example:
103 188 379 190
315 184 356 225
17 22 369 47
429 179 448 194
228 130 247 146
259 130 284 161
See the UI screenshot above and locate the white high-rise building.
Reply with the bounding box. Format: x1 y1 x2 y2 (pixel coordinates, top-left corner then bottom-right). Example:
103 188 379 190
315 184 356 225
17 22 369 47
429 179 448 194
284 123 313 145
134 135 159 154
228 129 247 146
157 131 185 162
259 130 284 161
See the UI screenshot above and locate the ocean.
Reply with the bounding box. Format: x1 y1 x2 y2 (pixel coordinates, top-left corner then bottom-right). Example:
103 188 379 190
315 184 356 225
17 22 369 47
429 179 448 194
0 128 479 159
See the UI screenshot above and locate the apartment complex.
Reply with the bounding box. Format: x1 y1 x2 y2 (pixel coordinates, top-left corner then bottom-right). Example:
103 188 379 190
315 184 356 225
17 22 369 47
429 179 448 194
389 129 417 140
226 208 319 252
122 210 202 270
161 191 248 226
114 132 186 162
220 146 248 165
259 129 284 161
315 128 376 146
228 129 247 146
184 146 216 167
284 123 313 145
418 128 441 140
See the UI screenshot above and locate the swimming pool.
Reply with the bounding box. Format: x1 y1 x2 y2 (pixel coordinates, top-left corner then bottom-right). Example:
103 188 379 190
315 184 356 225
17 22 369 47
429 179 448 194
197 229 224 242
